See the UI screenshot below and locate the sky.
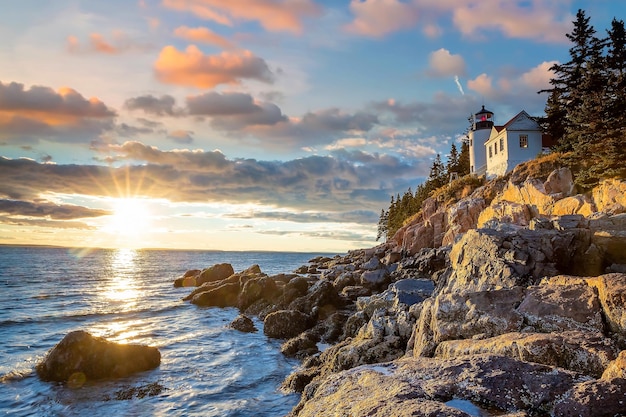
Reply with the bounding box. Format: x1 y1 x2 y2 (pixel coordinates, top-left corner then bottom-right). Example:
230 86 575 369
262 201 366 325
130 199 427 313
0 1 621 252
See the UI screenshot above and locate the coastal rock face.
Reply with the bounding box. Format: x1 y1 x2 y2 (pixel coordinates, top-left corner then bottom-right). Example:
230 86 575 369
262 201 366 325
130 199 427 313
289 355 590 417
36 330 160 384
393 169 626 259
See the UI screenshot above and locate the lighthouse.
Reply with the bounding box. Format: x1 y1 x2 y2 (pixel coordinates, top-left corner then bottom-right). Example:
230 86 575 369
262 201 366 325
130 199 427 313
468 105 494 175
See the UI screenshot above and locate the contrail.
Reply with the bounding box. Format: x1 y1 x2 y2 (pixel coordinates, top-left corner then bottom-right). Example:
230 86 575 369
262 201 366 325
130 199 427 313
454 75 465 95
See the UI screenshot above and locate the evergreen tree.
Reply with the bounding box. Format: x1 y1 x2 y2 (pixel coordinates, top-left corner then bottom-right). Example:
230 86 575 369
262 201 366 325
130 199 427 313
376 209 388 241
428 154 447 189
446 143 460 176
457 140 470 176
542 9 601 152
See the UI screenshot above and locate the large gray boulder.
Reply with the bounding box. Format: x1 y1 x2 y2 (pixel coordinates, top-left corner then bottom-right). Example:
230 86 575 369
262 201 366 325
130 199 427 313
36 330 160 385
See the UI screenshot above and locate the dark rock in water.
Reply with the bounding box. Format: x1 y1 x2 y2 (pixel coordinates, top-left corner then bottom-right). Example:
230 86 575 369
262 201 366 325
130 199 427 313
191 282 240 307
264 310 312 339
281 331 320 358
229 314 257 333
36 330 160 385
111 382 166 400
196 263 235 286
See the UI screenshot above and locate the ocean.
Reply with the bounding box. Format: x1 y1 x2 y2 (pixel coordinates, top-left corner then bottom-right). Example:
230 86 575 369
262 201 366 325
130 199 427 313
0 246 334 416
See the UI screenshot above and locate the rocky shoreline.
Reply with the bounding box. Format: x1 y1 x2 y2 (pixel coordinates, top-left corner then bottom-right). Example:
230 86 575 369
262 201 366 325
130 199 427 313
167 163 626 416
36 161 626 416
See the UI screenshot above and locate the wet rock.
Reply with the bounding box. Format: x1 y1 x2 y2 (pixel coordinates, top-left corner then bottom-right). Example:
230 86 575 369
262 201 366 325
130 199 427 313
112 382 166 400
281 331 320 358
263 310 312 339
195 263 235 286
229 314 257 333
36 330 160 384
190 282 240 307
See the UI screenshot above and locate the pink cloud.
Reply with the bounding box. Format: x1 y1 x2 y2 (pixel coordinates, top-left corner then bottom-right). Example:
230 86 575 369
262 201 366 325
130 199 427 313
451 0 572 43
162 0 322 34
427 48 466 77
153 46 275 88
66 32 151 55
173 26 235 49
344 0 420 38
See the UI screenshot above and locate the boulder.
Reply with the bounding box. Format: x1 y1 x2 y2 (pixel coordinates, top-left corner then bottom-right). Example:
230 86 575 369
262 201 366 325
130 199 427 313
543 167 574 196
441 196 486 246
435 331 617 378
498 178 555 217
195 263 235 286
517 282 604 333
553 378 626 417
551 195 595 216
263 310 312 339
585 273 626 346
229 314 257 333
36 330 160 385
238 276 279 310
281 331 320 358
173 269 201 287
190 282 240 307
412 287 526 357
289 280 343 317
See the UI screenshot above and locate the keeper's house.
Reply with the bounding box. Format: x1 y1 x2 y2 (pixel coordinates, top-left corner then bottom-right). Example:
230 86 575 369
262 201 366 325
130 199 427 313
468 106 554 178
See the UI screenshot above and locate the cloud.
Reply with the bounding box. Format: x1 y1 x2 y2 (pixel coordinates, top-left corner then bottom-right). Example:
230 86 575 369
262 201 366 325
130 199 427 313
167 129 194 144
0 143 427 214
162 0 322 34
66 32 151 54
124 94 179 116
427 48 466 77
0 199 111 219
467 61 556 107
0 81 116 144
450 0 572 43
154 46 275 88
0 215 96 230
173 26 235 49
344 0 420 38
342 0 572 42
226 208 379 225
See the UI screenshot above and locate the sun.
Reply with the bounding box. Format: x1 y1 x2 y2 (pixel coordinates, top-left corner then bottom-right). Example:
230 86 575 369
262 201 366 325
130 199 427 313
105 198 152 238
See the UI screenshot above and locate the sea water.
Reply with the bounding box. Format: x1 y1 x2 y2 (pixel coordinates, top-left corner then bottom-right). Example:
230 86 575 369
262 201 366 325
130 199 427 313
0 246 332 416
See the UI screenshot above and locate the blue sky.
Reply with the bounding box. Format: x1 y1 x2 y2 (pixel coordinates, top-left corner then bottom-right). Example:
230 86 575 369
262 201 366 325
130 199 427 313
0 0 621 252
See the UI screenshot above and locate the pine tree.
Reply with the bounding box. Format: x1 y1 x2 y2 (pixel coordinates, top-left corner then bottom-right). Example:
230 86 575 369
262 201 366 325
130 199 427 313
428 154 447 189
457 140 470 176
446 143 460 176
376 209 388 241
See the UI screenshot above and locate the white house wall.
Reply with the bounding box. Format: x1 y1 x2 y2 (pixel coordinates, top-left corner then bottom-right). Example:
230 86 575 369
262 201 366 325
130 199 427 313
486 129 542 177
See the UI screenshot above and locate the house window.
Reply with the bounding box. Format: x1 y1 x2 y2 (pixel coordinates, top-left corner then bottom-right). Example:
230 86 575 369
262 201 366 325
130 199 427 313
494 142 498 155
470 139 473 147
489 145 492 158
500 138 504 152
519 134 528 148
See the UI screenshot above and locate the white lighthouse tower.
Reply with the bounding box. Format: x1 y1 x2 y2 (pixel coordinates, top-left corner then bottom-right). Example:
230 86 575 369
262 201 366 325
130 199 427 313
468 105 494 175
